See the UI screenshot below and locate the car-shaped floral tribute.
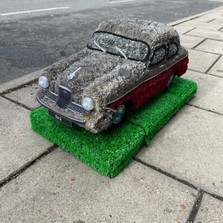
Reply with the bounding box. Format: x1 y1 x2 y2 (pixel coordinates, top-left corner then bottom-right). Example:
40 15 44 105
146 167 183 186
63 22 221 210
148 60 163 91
36 19 188 133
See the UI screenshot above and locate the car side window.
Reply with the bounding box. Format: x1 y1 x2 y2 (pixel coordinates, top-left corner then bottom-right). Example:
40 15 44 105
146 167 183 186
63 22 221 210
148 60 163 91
150 46 166 65
168 42 178 58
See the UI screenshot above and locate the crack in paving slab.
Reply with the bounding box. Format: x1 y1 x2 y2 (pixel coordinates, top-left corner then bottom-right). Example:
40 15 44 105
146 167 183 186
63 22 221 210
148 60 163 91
0 78 38 95
186 190 204 223
0 145 56 189
188 68 223 79
187 104 223 116
135 158 223 203
134 157 198 190
2 94 33 111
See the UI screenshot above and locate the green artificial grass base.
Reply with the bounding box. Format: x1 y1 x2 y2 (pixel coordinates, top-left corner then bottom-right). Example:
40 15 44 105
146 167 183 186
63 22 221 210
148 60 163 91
30 77 197 177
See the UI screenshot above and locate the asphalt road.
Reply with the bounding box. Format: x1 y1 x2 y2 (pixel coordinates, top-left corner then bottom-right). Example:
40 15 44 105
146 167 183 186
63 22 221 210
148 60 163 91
0 0 222 84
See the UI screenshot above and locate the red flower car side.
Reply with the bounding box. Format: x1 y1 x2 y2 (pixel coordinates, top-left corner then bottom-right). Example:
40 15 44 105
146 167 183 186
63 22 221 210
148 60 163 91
36 19 188 133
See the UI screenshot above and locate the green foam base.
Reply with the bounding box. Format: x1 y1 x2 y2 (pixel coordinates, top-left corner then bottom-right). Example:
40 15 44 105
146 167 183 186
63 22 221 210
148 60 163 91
30 77 197 177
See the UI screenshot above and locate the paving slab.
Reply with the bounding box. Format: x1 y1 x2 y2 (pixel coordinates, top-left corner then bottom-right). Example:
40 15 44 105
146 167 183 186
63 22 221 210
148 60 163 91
179 20 223 31
192 11 223 22
5 83 39 110
195 194 223 223
136 105 223 197
192 15 216 23
195 39 223 55
180 35 204 49
170 6 223 27
187 28 223 41
193 13 215 23
208 56 223 77
0 69 42 94
0 149 198 223
0 97 52 184
209 18 223 29
185 70 223 114
173 25 195 34
188 49 219 73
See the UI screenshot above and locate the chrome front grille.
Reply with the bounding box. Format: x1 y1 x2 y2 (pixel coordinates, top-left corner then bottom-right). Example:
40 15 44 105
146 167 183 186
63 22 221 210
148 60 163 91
43 86 86 114
56 86 72 108
68 103 86 114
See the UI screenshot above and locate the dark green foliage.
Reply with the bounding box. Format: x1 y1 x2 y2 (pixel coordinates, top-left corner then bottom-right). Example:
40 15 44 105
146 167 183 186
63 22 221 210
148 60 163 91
30 77 197 177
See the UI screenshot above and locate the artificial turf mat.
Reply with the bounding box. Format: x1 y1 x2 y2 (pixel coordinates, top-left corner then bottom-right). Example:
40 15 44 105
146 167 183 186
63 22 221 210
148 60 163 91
30 77 197 177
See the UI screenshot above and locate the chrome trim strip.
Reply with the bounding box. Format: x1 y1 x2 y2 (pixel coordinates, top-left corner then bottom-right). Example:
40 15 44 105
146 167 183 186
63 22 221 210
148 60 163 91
58 85 72 93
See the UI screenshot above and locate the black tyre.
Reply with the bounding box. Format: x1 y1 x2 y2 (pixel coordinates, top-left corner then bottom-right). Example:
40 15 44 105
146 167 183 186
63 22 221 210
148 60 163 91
112 104 126 124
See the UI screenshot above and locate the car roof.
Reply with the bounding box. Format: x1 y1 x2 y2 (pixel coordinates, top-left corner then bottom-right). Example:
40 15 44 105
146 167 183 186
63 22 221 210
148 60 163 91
96 19 180 50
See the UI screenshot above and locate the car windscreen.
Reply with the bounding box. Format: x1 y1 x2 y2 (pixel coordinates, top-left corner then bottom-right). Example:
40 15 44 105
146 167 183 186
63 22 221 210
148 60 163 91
87 32 149 61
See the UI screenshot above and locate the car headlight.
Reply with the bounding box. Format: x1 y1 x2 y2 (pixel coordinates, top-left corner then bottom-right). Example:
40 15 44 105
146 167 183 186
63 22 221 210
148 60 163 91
38 76 49 88
81 97 94 111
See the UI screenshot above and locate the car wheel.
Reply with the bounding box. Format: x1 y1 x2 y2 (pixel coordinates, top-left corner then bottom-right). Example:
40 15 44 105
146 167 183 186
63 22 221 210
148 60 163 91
112 104 126 124
167 74 174 87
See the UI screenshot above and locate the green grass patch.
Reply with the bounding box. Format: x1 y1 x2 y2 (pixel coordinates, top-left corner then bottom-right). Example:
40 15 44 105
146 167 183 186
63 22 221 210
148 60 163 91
30 77 197 177
30 108 145 177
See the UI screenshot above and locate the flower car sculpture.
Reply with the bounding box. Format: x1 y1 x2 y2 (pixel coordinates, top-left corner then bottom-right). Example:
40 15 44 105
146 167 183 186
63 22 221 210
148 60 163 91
36 19 189 133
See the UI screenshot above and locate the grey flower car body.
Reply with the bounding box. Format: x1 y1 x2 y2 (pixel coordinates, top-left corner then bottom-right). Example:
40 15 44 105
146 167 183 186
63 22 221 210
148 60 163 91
36 19 188 133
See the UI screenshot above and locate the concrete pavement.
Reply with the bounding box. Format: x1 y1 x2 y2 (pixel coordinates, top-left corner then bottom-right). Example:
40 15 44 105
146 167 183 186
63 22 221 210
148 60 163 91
1 6 223 223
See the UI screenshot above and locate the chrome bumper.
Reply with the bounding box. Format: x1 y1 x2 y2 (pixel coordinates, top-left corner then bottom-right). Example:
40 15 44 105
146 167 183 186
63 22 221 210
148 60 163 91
36 90 87 126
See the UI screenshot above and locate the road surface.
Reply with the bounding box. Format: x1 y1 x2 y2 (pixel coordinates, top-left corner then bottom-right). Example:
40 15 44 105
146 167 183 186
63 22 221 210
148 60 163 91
0 0 222 83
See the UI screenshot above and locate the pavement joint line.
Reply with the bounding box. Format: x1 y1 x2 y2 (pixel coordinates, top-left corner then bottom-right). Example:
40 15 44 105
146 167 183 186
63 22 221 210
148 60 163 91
1 94 33 111
0 78 38 96
0 145 56 189
191 38 207 50
186 33 223 42
188 68 223 79
187 104 223 117
135 158 223 203
182 27 197 35
189 38 222 49
205 54 222 74
186 190 204 223
134 157 198 190
207 18 216 23
204 190 223 202
171 18 199 27
189 48 222 57
194 49 222 57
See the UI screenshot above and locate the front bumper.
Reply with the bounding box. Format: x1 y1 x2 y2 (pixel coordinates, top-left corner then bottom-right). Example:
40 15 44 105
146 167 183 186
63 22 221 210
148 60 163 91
36 96 86 126
36 89 113 133
36 89 87 126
